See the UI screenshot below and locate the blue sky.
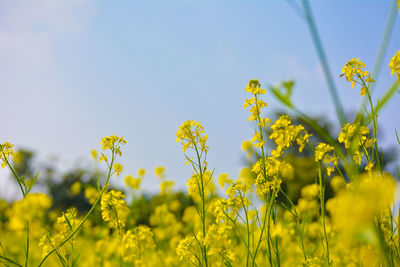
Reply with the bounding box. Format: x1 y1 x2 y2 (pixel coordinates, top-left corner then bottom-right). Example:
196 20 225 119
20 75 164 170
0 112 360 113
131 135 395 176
1 0 399 200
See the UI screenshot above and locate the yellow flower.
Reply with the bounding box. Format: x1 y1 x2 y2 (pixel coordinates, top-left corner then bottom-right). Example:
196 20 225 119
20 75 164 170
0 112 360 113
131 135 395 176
56 208 79 233
301 184 319 199
113 163 123 176
100 190 130 230
239 167 254 186
217 173 232 189
0 142 15 168
176 120 209 153
12 150 24 164
269 115 311 157
99 135 127 157
154 166 166 179
327 172 396 236
137 168 146 177
315 143 337 176
121 226 156 263
244 79 266 95
314 143 334 161
226 178 251 208
160 180 174 194
341 58 374 95
84 186 98 204
338 123 373 149
176 235 199 263
91 149 98 160
365 162 374 172
389 50 400 79
8 193 52 231
70 181 81 195
241 140 254 158
244 80 271 141
125 175 141 190
187 171 215 203
398 0 400 14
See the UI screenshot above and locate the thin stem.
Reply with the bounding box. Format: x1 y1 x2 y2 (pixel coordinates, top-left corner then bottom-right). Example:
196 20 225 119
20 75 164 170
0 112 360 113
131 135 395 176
4 156 25 197
193 143 208 267
38 152 116 267
317 162 330 266
301 0 346 126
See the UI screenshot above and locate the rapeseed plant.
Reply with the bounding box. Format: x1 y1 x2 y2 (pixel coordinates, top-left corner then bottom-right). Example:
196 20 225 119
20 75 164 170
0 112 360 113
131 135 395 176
1 17 400 267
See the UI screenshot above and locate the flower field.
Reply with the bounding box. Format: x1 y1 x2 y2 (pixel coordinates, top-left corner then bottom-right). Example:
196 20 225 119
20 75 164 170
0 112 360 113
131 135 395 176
1 2 400 267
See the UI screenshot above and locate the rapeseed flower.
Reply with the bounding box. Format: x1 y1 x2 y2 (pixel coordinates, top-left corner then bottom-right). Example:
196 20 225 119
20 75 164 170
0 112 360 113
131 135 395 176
389 50 400 79
100 190 130 230
341 58 374 96
84 186 98 204
0 142 14 168
154 166 166 179
124 175 142 190
70 181 81 195
314 143 337 176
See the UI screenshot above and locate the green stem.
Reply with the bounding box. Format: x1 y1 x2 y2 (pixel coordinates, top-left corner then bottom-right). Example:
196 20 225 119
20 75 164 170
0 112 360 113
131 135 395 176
4 156 25 197
301 0 346 126
193 144 208 267
0 255 23 267
240 193 251 267
279 189 307 261
38 152 116 267
358 74 382 171
317 163 330 266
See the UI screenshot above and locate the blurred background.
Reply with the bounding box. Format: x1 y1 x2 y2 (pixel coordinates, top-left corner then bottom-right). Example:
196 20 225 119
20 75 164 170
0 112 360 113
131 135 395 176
1 0 399 201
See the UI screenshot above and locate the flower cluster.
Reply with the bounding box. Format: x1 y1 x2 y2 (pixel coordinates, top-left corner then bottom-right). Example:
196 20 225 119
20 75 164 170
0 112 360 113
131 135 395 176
39 208 80 258
100 190 130 230
389 50 400 79
338 123 375 170
226 178 251 209
176 120 209 153
243 79 271 148
0 142 14 168
124 175 142 190
314 143 337 176
186 171 215 203
341 58 375 96
121 225 156 264
269 115 311 158
99 135 126 162
338 123 375 149
176 235 199 264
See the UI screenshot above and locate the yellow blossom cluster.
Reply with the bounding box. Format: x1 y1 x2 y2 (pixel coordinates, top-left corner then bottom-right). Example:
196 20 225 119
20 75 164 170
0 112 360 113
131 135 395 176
269 115 311 158
176 120 209 153
99 135 126 162
100 190 130 230
121 225 156 263
338 123 374 149
243 79 271 148
314 143 337 176
0 142 15 168
389 50 400 79
341 58 375 96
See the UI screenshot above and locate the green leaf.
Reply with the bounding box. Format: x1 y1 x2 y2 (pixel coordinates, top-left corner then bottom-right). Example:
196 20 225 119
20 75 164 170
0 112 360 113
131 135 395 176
0 255 22 267
270 80 294 108
63 213 73 232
